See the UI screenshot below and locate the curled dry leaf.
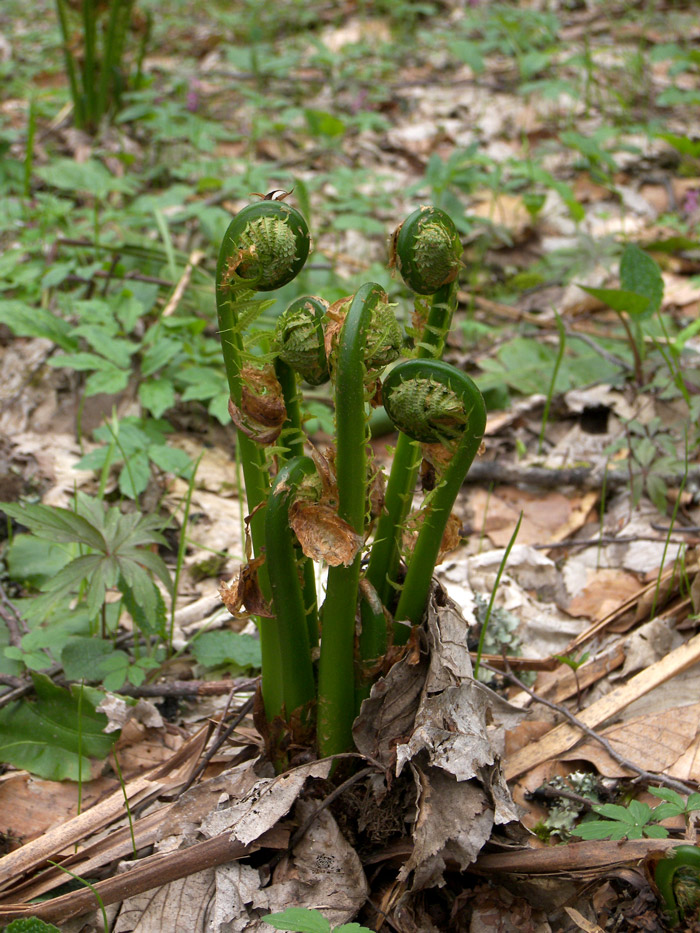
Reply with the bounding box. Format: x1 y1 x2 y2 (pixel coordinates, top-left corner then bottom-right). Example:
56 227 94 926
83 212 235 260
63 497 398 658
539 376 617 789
219 554 273 618
403 509 462 564
227 365 286 444
289 500 363 567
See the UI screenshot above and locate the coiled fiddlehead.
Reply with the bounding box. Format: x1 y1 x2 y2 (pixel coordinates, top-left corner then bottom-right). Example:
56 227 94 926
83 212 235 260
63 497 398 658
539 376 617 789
218 200 310 293
360 208 463 669
391 206 461 296
382 359 486 633
215 197 310 722
275 295 330 386
656 845 700 928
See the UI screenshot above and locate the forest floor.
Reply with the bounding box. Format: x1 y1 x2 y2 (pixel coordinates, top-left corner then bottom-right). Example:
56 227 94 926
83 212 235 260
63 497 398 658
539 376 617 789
2 0 700 930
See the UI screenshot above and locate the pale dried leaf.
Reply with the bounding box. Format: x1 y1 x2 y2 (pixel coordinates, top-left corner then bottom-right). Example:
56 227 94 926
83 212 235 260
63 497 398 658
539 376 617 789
200 759 332 846
399 767 494 890
289 500 363 567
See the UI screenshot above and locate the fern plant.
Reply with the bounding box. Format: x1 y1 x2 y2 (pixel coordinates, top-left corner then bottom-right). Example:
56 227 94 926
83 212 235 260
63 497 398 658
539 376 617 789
215 196 486 764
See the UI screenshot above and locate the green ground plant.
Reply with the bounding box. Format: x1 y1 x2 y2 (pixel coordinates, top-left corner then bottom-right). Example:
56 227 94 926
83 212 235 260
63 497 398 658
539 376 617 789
54 0 150 131
215 197 485 763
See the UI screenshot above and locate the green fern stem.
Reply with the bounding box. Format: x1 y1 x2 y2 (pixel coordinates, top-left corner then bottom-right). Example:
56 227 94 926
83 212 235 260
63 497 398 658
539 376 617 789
656 845 700 928
359 207 461 667
265 456 317 717
216 199 310 719
274 355 319 649
317 283 396 757
383 359 486 635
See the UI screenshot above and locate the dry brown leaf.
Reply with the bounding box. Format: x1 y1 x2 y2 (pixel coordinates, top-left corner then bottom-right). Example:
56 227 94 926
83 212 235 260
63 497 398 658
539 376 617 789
566 568 642 620
219 555 272 619
289 500 362 567
573 703 700 779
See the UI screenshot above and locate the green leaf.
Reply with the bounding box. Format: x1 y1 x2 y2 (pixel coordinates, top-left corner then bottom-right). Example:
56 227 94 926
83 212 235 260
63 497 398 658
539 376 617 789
147 444 192 475
118 451 151 498
73 325 136 369
0 502 105 550
35 159 136 199
626 800 652 824
61 637 117 682
0 673 117 780
263 908 331 933
686 793 700 812
644 824 670 838
120 577 166 638
620 244 664 319
5 535 73 588
304 109 346 139
84 366 130 397
48 351 117 372
0 301 77 351
578 286 650 316
139 378 176 418
594 803 638 823
191 631 262 672
140 337 182 377
335 926 375 933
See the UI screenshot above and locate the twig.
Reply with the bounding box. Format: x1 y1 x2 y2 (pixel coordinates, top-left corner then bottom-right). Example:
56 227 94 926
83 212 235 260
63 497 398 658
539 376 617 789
117 678 258 698
463 460 700 492
483 660 698 797
180 695 255 794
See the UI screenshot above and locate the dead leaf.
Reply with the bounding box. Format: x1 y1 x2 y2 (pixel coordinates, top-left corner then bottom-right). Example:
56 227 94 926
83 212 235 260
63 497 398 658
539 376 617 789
289 500 363 567
219 555 273 619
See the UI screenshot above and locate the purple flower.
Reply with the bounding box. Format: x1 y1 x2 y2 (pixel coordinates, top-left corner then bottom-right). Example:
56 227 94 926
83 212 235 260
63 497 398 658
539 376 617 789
683 188 699 216
186 79 201 113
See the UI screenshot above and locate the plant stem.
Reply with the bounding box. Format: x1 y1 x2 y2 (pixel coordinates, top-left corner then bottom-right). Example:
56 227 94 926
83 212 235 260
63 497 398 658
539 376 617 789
265 457 316 717
318 283 383 757
359 281 457 668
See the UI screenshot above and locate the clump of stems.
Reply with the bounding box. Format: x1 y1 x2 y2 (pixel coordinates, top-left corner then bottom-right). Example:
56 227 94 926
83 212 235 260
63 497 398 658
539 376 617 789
215 197 485 765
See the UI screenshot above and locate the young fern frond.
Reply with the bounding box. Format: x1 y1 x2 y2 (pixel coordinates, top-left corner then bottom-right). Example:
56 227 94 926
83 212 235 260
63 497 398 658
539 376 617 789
382 359 486 634
216 198 310 721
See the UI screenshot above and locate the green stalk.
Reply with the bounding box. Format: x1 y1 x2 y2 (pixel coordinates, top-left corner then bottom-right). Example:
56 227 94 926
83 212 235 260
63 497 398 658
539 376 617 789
265 456 316 716
274 356 318 648
362 280 456 617
55 0 84 127
215 199 310 720
81 0 97 128
97 0 124 122
317 283 388 757
655 844 700 928
383 359 486 634
359 206 461 668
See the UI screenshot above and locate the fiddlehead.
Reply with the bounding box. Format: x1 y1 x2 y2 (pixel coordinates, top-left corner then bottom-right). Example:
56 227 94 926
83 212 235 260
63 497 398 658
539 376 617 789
215 196 310 722
391 206 461 296
382 359 486 633
274 295 330 386
218 199 310 294
360 208 463 662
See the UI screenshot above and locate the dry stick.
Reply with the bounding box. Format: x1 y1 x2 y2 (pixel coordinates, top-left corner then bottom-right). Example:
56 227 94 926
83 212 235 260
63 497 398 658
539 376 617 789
463 459 700 492
161 249 205 317
117 678 258 698
180 695 255 794
488 659 698 795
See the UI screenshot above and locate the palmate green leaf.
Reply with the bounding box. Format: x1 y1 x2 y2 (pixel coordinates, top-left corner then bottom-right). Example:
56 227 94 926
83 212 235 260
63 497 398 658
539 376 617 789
0 502 105 550
0 673 116 780
5 535 73 589
595 803 641 823
120 577 166 637
85 366 130 397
